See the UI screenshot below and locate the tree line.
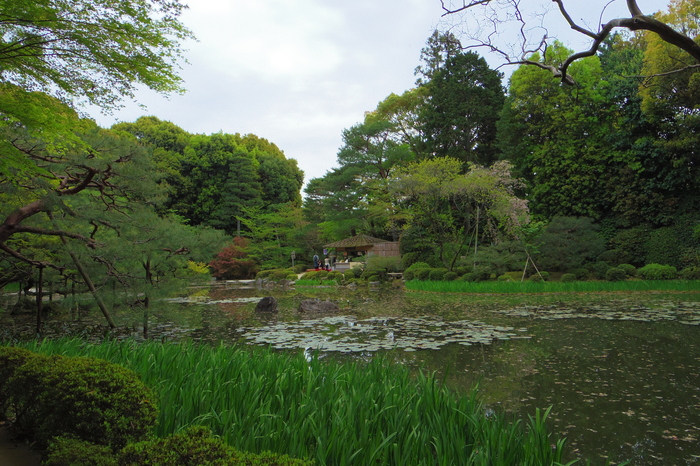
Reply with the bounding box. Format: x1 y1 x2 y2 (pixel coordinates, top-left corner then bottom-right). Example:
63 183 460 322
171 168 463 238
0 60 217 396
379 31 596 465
303 0 700 277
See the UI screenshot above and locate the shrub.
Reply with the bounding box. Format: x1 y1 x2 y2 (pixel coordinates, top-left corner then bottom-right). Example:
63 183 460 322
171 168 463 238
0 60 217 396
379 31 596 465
571 268 589 280
119 425 235 465
529 274 544 283
403 262 431 280
209 237 259 280
326 271 344 282
286 274 298 281
591 261 612 280
7 352 157 451
119 425 313 466
534 216 606 271
638 263 678 280
680 267 700 280
367 275 381 283
414 268 432 281
365 255 402 276
428 268 448 281
610 226 651 267
45 437 117 466
644 226 683 269
0 346 35 413
539 271 550 281
301 270 328 280
560 273 577 282
497 274 513 282
460 272 479 282
444 271 458 281
617 264 637 277
605 267 627 282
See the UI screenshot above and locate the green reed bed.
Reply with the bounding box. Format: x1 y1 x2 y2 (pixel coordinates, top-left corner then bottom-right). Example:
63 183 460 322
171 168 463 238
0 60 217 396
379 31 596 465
15 338 572 466
405 279 700 294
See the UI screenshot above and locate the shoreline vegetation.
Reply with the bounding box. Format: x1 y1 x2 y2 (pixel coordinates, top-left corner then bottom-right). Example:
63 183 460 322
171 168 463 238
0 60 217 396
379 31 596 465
403 279 700 294
9 339 578 465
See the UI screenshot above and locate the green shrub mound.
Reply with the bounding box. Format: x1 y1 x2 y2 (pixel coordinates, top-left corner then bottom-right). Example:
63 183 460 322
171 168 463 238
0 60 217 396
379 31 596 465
681 266 700 280
0 347 157 451
606 267 628 282
444 271 458 281
45 437 117 466
617 263 637 277
402 261 431 280
414 268 432 281
300 270 328 280
638 263 678 280
120 426 313 466
560 273 577 283
45 427 314 466
428 268 448 281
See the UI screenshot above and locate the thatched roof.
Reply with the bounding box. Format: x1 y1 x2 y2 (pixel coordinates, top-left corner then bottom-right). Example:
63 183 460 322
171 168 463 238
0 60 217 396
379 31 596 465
324 234 388 249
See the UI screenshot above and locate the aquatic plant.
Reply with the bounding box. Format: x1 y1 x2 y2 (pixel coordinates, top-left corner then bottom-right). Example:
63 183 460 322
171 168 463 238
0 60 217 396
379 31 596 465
405 279 700 294
16 339 571 465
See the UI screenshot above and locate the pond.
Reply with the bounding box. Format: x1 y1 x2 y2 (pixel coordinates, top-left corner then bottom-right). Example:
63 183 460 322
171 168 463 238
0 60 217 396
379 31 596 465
3 284 700 465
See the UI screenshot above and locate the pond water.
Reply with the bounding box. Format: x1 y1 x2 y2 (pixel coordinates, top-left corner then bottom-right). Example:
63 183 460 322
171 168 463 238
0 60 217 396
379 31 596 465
3 284 700 465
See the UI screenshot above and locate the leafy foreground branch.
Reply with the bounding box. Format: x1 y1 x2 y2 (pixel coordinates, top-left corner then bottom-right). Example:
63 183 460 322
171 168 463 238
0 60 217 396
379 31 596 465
11 339 595 465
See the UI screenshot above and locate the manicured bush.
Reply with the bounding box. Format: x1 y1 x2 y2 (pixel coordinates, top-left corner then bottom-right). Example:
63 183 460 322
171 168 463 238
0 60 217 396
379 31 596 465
638 263 678 280
605 267 627 282
461 272 479 282
617 263 637 277
571 268 589 280
444 271 458 281
118 426 314 466
414 268 432 281
680 266 700 280
428 268 448 281
326 271 344 282
6 352 157 451
529 274 544 283
45 437 117 466
560 273 577 282
497 274 513 282
591 261 612 280
286 274 298 281
301 270 328 280
0 346 35 413
403 262 431 280
539 271 550 281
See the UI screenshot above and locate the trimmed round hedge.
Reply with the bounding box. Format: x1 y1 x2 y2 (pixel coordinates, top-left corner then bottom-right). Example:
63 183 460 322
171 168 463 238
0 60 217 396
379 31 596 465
0 347 157 451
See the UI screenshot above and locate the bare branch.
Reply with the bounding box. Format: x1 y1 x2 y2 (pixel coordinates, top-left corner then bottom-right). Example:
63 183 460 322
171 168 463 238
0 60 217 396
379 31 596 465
441 0 700 84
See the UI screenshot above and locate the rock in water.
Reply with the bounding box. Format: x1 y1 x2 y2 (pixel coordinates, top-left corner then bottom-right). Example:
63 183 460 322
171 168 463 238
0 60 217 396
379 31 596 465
255 296 279 313
298 299 340 313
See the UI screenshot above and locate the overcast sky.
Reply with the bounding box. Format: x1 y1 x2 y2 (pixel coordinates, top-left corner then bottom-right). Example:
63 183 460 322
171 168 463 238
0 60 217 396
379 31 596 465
89 0 663 186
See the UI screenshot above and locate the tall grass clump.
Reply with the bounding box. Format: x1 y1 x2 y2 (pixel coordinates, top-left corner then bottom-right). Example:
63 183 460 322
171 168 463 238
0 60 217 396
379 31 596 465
14 339 571 465
405 279 700 294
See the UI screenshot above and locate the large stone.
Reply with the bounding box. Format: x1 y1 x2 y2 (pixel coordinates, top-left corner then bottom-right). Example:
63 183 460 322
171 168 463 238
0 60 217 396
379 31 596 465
255 296 279 313
298 299 340 313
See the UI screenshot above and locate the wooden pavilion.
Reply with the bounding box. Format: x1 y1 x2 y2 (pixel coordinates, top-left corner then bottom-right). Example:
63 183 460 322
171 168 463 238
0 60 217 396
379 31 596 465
324 234 399 260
